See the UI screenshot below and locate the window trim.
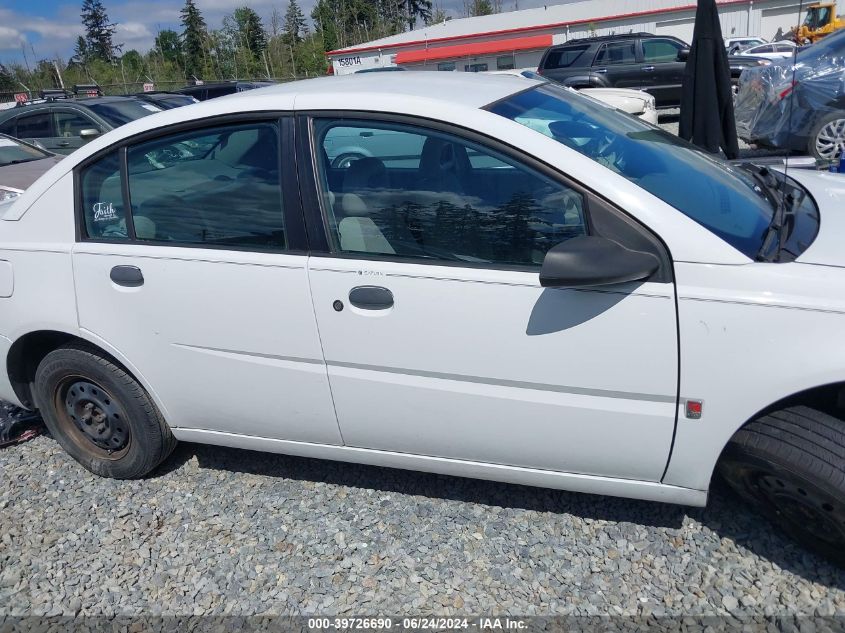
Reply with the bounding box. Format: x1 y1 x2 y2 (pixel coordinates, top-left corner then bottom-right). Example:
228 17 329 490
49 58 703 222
296 110 673 282
73 112 308 253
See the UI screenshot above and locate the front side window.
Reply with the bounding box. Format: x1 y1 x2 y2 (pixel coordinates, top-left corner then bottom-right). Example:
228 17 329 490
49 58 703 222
80 151 128 240
642 39 682 63
55 110 99 137
16 112 53 138
125 122 285 248
594 41 637 65
314 119 587 267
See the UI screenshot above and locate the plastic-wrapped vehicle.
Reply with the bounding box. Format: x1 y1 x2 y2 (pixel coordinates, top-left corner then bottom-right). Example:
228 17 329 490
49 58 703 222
735 29 845 160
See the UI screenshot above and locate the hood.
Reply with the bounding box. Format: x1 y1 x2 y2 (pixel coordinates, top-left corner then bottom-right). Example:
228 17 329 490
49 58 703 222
789 169 845 268
0 156 64 191
579 88 653 115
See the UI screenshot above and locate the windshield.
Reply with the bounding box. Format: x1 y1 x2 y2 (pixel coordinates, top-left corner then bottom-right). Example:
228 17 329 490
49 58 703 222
804 6 831 29
489 84 777 257
85 100 161 127
0 135 50 166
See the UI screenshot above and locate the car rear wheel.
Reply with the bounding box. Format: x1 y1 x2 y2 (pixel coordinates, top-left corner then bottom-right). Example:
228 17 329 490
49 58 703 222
808 111 845 161
718 406 845 566
34 343 176 479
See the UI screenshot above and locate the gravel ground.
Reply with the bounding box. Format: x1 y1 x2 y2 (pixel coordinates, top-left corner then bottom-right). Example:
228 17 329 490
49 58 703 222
1 118 842 619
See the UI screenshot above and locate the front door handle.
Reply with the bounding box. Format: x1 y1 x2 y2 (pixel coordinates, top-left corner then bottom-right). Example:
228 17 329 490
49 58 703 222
642 65 656 72
57 141 71 147
594 68 608 74
348 286 393 310
110 265 144 287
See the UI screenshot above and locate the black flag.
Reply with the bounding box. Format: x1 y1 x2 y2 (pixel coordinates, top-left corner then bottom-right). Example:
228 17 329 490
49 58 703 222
679 0 740 159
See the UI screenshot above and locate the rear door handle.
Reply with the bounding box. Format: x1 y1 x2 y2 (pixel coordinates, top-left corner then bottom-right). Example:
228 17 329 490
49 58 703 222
110 265 144 287
348 286 393 310
594 68 608 74
642 65 656 72
57 141 70 147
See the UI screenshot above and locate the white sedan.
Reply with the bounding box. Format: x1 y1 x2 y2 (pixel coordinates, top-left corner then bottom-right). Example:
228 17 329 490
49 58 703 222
735 40 798 60
491 69 659 124
0 73 843 564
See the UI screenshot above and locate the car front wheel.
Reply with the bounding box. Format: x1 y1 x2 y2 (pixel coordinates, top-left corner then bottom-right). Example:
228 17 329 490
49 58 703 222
34 343 176 479
808 111 845 161
719 406 845 566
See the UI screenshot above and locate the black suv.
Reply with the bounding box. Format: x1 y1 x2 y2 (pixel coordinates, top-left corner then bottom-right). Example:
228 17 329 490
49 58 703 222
176 81 275 101
538 33 769 108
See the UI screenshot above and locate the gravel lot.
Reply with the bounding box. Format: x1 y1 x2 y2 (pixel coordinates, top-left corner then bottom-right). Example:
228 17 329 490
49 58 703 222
1 116 842 619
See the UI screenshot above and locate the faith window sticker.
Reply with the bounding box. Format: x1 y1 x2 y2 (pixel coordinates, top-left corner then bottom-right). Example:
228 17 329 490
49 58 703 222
92 202 118 222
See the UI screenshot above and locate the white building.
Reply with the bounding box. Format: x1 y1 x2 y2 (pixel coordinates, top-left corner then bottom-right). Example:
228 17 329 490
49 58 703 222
328 0 822 75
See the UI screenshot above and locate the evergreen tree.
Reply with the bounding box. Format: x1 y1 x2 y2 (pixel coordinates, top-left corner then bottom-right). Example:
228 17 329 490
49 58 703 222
71 36 90 65
155 29 182 65
180 0 207 80
284 0 308 43
233 7 267 61
80 0 120 62
0 64 16 92
399 0 433 30
465 0 495 17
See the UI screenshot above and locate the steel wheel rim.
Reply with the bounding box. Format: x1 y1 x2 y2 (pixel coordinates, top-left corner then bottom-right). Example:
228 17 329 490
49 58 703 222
755 472 845 546
54 377 131 460
815 118 845 160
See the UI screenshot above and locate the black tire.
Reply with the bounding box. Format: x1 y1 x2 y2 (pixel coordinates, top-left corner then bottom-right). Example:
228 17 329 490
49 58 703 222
33 343 176 479
807 110 845 161
718 406 845 566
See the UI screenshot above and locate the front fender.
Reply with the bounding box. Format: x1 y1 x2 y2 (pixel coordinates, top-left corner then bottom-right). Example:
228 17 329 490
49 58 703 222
663 261 845 490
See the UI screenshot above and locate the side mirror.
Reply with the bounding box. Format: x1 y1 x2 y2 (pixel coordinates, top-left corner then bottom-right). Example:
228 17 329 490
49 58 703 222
539 236 659 288
677 48 690 62
79 128 100 140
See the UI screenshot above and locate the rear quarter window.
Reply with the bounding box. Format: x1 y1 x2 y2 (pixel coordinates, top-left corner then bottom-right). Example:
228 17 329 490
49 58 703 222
542 45 590 69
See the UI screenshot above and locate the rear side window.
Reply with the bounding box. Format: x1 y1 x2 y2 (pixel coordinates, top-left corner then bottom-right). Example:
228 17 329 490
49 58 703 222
16 112 53 138
125 122 285 249
594 41 637 65
0 118 16 136
542 45 590 69
80 151 128 240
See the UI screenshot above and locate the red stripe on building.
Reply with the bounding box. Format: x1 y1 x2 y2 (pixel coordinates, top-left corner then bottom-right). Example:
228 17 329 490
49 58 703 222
328 0 750 57
394 34 553 64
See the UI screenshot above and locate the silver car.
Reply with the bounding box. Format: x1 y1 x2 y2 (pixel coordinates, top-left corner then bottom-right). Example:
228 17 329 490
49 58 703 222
0 134 62 202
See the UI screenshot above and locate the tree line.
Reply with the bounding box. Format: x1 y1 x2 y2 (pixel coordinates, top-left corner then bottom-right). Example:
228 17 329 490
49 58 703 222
0 0 508 97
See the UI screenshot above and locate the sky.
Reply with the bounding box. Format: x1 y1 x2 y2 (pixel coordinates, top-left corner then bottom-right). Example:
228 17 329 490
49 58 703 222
0 0 555 64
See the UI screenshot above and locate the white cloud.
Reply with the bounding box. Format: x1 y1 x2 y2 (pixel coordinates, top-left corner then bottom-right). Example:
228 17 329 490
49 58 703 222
0 26 25 50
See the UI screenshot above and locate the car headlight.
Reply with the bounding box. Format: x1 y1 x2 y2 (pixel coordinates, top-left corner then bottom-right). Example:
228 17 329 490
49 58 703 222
0 186 23 203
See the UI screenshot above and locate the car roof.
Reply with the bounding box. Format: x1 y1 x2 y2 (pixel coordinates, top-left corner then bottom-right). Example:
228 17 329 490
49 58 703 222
559 32 656 45
0 95 146 115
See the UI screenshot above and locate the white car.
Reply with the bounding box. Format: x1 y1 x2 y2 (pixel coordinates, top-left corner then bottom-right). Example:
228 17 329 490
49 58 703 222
725 37 768 54
491 69 659 124
1 74 843 563
735 40 798 60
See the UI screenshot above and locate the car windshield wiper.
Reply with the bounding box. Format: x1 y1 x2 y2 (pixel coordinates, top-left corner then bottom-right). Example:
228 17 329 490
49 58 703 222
744 165 800 262
1 158 42 166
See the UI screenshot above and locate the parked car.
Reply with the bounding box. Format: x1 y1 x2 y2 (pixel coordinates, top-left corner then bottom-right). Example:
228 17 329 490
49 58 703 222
133 91 199 110
176 81 275 101
1 73 844 564
0 133 62 201
0 95 162 155
725 36 768 54
735 28 845 160
491 68 658 124
735 40 798 60
537 34 690 107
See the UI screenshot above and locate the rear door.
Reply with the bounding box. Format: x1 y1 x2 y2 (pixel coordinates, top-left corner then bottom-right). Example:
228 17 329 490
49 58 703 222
592 40 642 89
14 110 56 151
72 116 342 443
640 38 687 107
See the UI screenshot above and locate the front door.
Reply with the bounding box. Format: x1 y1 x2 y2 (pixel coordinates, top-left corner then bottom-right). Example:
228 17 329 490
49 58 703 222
72 118 342 444
303 116 679 481
640 38 687 107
